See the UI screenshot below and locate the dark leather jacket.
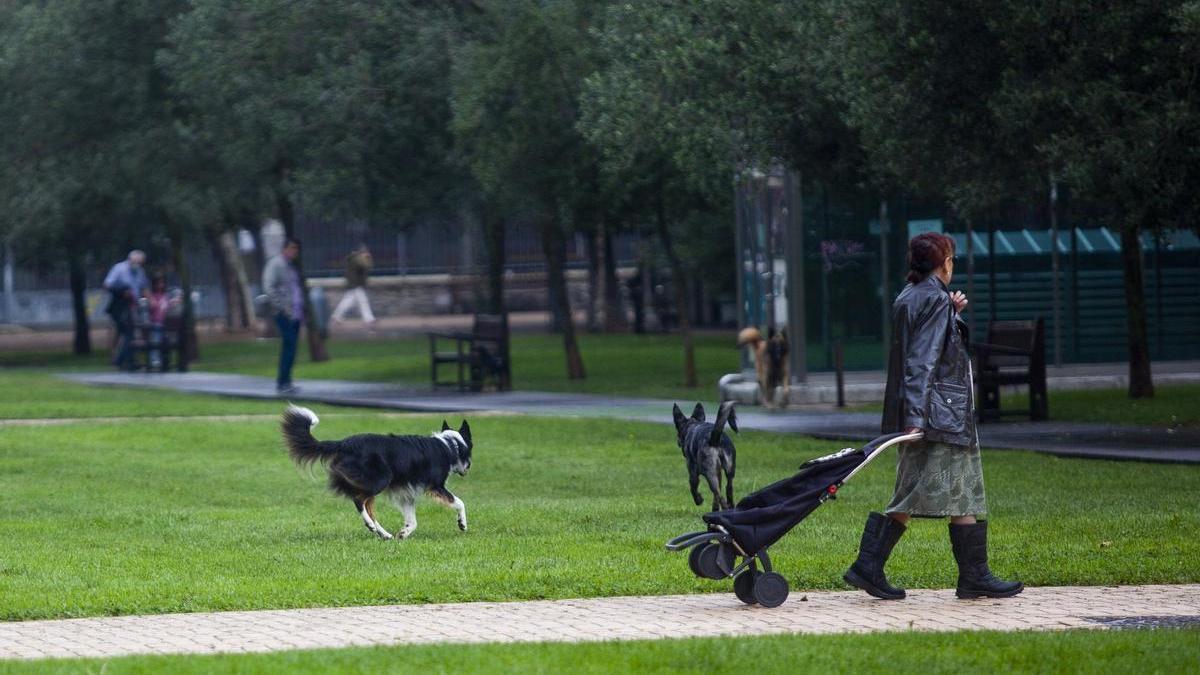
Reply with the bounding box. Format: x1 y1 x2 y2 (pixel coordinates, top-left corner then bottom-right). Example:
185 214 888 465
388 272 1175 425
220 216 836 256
344 251 372 288
881 275 977 447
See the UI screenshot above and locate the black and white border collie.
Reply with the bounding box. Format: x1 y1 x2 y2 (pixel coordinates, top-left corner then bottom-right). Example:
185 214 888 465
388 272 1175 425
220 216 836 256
673 401 738 511
281 405 473 540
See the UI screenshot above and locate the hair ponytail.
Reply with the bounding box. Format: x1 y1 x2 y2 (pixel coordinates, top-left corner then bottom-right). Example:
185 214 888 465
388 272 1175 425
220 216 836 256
905 233 956 284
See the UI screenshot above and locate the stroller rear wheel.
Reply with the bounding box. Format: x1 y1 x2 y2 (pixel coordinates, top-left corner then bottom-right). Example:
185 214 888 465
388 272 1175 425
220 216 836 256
734 562 761 605
695 542 734 580
688 544 709 578
753 572 789 608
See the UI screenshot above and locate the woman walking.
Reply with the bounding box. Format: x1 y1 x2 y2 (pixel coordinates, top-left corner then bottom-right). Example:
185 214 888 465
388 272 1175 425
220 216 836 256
844 232 1023 600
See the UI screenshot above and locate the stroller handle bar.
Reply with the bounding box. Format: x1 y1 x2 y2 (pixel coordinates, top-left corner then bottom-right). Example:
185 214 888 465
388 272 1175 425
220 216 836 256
665 530 727 551
838 430 924 486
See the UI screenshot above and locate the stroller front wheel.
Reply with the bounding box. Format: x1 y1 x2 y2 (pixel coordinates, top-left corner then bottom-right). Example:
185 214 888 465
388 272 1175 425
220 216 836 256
734 563 761 605
753 572 789 608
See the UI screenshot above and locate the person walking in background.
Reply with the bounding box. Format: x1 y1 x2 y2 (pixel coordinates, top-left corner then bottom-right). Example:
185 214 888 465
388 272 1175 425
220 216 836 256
331 244 376 328
843 232 1022 601
103 250 148 371
263 238 304 394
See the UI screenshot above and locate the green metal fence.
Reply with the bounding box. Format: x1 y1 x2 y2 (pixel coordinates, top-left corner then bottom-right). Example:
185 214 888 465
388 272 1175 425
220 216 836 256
735 169 1200 375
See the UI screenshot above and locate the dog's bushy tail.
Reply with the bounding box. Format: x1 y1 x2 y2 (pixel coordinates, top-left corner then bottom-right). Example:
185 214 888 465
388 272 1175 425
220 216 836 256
281 405 338 466
709 401 739 446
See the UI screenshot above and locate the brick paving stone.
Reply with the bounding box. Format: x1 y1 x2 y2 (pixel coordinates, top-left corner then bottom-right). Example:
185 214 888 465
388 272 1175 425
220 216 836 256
1 584 1198 661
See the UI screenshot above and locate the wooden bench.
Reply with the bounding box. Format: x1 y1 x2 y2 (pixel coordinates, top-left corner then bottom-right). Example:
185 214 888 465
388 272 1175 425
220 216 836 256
132 315 182 372
972 318 1048 422
428 313 511 392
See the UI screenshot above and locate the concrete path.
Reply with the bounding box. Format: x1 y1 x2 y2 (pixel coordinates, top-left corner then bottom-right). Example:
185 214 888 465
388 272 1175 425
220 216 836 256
785 360 1200 404
2 585 1197 660
62 371 1200 464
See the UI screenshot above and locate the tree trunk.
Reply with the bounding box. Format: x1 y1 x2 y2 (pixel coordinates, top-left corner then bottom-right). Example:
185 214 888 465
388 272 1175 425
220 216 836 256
222 231 255 330
655 188 697 388
878 198 890 351
585 227 600 332
632 255 647 334
965 216 975 340
248 222 267 274
480 206 511 389
540 218 585 379
209 228 237 332
546 266 565 332
1119 224 1154 398
1049 180 1062 367
275 183 329 362
169 224 199 368
600 221 629 332
482 209 507 315
66 240 91 356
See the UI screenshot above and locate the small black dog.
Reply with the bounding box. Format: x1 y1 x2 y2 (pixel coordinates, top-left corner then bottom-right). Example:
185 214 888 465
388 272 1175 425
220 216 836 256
672 401 738 511
281 405 472 540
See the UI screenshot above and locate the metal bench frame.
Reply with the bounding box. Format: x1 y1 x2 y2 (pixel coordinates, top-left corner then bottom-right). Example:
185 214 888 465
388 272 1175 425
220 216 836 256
428 313 511 392
973 318 1048 421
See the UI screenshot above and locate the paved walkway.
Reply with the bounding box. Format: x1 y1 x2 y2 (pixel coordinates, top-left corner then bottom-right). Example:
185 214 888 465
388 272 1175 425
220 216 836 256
2 585 1197 660
62 372 1200 464
784 360 1200 404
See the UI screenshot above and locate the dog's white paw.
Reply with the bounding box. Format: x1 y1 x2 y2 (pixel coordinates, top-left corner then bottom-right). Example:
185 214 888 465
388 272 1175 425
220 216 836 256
458 520 468 532
378 531 394 541
398 528 414 540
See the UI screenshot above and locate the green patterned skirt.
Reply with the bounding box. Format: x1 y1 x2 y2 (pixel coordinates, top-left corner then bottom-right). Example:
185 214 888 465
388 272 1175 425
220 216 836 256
885 441 987 517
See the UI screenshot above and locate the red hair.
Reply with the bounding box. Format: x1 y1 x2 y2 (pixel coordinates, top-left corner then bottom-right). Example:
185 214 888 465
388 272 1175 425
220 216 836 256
906 232 955 284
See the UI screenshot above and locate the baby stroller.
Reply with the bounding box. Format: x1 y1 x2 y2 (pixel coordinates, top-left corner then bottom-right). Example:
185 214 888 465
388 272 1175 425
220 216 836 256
665 430 922 608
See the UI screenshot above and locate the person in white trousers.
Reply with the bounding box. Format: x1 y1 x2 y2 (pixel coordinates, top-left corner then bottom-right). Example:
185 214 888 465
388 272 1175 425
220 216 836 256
332 245 376 326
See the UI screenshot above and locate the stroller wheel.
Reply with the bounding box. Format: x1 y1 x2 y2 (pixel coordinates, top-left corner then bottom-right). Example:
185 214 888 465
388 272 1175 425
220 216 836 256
696 543 729 580
734 564 761 605
753 572 789 608
688 544 710 578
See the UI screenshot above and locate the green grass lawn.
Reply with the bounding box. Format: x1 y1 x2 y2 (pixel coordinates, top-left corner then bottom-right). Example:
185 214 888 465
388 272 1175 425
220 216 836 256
852 383 1200 428
3 628 1196 674
1 382 1197 622
0 371 288 419
1006 384 1200 428
0 331 743 402
190 332 742 402
0 331 738 417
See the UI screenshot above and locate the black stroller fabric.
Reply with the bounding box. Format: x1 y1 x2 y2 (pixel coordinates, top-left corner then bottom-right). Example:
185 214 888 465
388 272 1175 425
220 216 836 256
702 448 867 555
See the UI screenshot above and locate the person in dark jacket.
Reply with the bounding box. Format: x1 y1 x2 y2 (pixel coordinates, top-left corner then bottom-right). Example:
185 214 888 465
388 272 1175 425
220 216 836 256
844 232 1023 601
331 244 376 327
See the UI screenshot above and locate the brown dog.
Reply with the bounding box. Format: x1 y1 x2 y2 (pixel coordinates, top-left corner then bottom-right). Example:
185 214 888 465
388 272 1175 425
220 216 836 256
737 327 790 407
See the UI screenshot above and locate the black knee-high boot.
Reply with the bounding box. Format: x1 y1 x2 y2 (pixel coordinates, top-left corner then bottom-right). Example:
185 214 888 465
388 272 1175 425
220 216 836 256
844 512 907 600
949 520 1024 599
